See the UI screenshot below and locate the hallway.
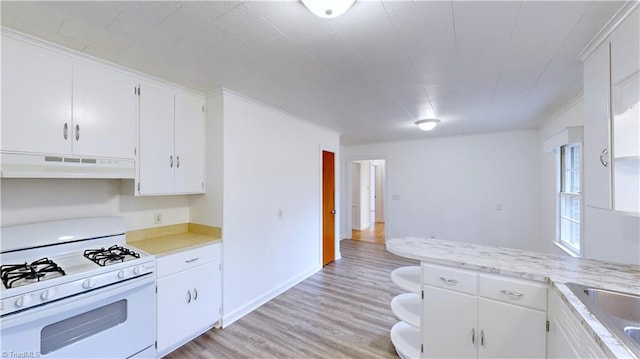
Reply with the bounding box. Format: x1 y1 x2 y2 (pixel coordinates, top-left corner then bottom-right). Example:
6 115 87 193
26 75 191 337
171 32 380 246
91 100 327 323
351 222 385 244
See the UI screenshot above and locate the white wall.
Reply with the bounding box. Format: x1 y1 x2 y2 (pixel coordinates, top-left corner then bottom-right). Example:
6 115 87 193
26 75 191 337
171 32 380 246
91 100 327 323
214 90 340 326
1 179 120 226
341 130 541 251
538 97 640 264
190 91 224 227
0 178 191 230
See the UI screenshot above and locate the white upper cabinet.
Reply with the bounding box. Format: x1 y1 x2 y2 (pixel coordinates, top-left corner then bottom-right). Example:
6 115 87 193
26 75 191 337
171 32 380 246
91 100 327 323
2 32 137 160
583 41 612 210
583 6 640 213
72 60 138 159
138 82 205 195
2 35 72 155
138 81 176 195
610 6 639 213
174 90 205 194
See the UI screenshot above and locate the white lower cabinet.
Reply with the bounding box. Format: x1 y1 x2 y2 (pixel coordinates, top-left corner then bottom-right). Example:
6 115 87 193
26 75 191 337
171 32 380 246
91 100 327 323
547 287 605 359
477 298 547 358
156 243 222 357
423 285 477 358
421 263 547 358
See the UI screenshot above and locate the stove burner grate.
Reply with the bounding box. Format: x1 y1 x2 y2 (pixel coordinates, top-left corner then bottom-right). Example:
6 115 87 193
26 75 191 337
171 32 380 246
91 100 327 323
84 245 140 266
0 258 66 289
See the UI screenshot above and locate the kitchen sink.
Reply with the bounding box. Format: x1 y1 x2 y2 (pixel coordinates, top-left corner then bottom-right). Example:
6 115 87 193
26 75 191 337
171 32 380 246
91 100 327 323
567 283 640 356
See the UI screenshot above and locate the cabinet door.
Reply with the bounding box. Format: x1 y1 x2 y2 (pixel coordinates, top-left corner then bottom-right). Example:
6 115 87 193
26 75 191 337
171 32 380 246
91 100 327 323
422 286 478 358
72 60 138 159
138 81 175 195
174 90 205 194
1 35 72 155
478 298 546 359
547 289 604 359
547 317 580 359
157 261 221 354
583 41 613 210
611 7 640 213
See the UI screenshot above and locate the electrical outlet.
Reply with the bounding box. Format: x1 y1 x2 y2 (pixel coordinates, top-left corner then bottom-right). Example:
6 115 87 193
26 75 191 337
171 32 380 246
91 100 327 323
278 209 284 219
153 211 163 224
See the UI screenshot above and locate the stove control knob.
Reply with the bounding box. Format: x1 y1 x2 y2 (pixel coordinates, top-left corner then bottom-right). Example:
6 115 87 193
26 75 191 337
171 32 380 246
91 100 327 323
15 294 32 307
41 288 56 301
133 266 141 275
118 270 126 279
82 278 96 289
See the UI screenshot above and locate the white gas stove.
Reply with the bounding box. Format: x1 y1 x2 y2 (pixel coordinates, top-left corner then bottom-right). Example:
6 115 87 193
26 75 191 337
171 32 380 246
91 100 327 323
0 217 156 358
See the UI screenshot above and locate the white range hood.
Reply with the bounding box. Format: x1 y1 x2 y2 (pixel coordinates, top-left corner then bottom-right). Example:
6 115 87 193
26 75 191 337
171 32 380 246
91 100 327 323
1 152 134 179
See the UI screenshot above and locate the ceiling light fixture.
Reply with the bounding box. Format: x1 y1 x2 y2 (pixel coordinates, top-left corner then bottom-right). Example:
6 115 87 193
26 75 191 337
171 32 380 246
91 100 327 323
415 119 440 131
301 0 356 19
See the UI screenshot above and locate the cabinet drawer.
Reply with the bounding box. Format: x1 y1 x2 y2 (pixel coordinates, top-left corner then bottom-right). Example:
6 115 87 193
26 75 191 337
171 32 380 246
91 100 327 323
478 274 547 311
422 263 477 295
157 243 221 278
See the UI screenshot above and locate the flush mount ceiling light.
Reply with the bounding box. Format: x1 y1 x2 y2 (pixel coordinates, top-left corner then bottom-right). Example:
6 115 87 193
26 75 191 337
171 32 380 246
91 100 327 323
415 119 440 131
301 0 356 18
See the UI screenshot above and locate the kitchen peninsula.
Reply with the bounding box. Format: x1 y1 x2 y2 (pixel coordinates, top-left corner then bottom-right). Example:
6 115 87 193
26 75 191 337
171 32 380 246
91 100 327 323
386 237 640 359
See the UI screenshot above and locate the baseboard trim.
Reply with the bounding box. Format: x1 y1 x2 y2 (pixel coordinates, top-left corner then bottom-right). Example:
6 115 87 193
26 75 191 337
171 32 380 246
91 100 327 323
222 265 321 328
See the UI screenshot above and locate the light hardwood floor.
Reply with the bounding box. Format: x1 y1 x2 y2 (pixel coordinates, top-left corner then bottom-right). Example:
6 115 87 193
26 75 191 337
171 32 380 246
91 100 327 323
166 239 418 359
351 222 385 244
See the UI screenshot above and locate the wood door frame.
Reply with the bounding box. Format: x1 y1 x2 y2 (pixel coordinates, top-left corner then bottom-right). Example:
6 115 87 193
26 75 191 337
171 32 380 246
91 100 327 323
345 156 389 242
320 146 339 266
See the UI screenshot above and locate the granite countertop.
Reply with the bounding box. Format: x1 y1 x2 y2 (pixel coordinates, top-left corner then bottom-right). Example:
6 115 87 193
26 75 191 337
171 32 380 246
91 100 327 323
386 237 640 359
127 223 222 257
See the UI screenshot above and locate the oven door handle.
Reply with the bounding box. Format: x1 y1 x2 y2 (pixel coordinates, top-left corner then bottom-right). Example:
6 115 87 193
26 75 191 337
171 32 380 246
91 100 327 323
1 274 154 330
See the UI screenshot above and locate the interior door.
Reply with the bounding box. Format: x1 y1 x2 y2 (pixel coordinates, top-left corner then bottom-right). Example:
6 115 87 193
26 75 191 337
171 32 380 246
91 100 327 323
322 150 335 266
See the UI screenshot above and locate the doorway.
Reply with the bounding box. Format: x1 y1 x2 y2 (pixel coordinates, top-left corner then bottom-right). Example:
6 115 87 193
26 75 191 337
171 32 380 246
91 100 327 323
322 150 336 266
350 159 386 244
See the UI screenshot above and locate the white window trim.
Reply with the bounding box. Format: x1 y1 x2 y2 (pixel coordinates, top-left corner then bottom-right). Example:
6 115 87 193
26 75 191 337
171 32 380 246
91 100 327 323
555 143 583 257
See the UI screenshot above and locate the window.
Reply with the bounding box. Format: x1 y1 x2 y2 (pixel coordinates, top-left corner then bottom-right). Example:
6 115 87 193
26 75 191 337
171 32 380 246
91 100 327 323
558 143 581 255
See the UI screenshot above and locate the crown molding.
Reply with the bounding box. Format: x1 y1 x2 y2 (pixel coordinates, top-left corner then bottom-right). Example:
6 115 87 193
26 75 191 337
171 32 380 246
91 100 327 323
577 1 640 62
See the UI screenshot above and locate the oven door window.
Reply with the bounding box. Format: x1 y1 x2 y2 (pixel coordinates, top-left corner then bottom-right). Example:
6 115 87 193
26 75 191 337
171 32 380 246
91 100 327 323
41 299 127 355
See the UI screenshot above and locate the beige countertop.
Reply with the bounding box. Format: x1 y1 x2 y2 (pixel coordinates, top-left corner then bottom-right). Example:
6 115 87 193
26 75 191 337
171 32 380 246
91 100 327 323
127 223 221 257
386 237 640 359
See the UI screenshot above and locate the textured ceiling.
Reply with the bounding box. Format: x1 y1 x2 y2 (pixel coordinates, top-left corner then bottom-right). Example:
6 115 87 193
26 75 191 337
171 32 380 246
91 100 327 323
1 1 626 145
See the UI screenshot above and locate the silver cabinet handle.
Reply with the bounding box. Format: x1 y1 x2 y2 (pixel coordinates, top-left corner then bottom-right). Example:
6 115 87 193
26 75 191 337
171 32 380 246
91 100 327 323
63 123 68 140
75 124 80 141
600 148 608 167
193 287 198 301
177 155 180 168
185 257 199 263
501 289 524 298
480 330 485 347
170 155 174 168
439 277 458 285
471 328 476 345
186 290 192 303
